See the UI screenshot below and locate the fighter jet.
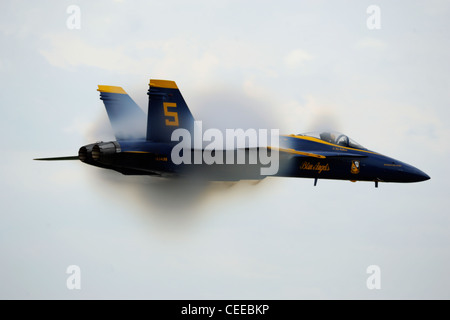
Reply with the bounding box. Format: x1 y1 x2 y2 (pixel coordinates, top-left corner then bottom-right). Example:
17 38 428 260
35 79 430 187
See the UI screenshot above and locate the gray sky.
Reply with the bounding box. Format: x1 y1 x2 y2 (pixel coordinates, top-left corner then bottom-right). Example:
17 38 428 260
1 0 449 299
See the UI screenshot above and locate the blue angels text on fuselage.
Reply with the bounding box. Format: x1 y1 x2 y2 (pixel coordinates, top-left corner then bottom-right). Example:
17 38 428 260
35 79 430 187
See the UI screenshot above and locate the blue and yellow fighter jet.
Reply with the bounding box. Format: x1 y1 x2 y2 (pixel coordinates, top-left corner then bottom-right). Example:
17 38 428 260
35 79 430 187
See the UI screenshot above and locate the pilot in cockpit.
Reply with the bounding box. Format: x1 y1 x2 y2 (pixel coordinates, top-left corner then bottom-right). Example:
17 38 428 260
319 132 335 144
305 131 365 150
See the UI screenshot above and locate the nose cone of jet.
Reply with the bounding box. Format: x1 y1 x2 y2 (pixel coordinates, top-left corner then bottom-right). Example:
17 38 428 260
407 166 430 182
399 163 430 182
375 156 430 183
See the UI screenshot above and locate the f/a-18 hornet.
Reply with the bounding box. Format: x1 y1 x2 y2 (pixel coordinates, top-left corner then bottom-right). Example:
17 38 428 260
36 79 430 187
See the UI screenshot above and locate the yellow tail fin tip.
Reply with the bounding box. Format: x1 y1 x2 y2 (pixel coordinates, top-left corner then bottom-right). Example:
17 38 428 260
97 85 127 94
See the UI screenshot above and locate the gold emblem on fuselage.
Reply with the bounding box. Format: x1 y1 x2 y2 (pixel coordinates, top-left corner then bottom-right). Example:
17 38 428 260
351 160 360 174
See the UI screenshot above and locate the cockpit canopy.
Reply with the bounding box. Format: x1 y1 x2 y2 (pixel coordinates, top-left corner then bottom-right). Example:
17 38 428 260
299 131 366 150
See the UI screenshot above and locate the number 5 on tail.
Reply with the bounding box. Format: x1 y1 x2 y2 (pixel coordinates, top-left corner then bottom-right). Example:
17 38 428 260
164 102 179 126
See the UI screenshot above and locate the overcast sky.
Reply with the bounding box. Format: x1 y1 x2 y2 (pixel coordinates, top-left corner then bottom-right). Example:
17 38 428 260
1 0 449 299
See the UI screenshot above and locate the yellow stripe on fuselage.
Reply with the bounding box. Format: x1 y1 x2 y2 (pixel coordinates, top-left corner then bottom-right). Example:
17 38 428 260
269 146 326 158
284 135 380 155
149 79 178 89
123 151 150 154
97 85 127 94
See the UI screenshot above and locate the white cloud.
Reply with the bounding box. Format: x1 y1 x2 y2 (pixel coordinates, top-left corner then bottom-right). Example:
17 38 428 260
355 37 387 50
38 33 283 93
284 49 313 69
39 34 154 74
277 94 342 134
